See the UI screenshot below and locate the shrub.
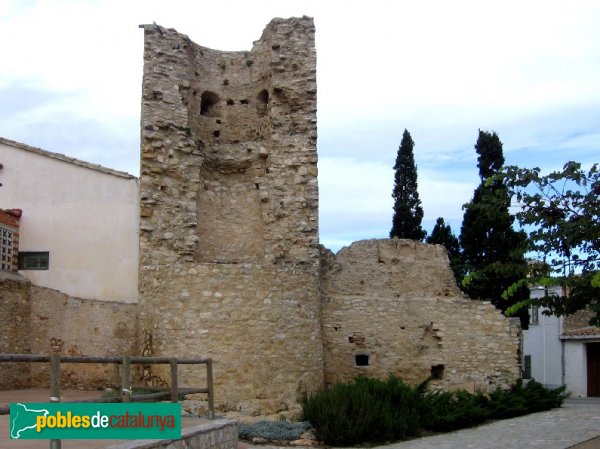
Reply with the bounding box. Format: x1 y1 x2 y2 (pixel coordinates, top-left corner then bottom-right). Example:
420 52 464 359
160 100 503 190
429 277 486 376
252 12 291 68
421 389 491 432
301 376 568 446
238 420 310 440
487 379 568 418
422 379 568 432
301 376 421 446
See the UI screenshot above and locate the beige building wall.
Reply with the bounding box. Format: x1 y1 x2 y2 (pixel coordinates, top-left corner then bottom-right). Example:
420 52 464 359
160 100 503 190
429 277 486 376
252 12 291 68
0 138 139 302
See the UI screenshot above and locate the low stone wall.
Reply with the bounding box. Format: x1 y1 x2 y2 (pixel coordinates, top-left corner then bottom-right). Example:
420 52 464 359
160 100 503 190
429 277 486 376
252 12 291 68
104 419 238 449
0 273 31 388
29 285 138 388
0 277 138 390
321 239 522 393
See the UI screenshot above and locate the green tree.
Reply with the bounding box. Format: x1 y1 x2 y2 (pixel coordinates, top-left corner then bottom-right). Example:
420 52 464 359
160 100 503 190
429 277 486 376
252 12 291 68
390 130 426 240
426 217 463 284
459 130 530 328
501 162 600 325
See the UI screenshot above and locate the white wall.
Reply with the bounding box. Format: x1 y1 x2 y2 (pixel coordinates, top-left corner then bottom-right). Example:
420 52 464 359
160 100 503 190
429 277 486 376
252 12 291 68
564 341 587 397
0 139 139 302
523 286 564 387
523 307 563 387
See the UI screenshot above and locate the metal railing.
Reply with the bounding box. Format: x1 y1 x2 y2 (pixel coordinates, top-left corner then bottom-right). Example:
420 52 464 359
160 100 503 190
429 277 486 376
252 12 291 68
0 353 215 418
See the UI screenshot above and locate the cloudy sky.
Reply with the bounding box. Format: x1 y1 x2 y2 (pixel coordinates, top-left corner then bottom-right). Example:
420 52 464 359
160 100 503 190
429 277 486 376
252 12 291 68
1 0 599 252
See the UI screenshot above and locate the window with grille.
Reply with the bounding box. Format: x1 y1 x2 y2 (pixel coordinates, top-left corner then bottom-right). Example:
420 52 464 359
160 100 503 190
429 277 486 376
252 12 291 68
531 305 539 325
1 227 14 271
18 251 49 270
523 355 532 379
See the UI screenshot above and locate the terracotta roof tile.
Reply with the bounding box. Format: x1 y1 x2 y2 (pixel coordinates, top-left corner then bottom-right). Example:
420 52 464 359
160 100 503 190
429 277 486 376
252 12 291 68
562 326 600 337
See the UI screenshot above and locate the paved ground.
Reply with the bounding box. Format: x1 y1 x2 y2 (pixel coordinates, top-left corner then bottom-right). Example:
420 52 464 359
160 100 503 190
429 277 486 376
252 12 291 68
253 398 600 449
2 390 599 449
367 398 600 449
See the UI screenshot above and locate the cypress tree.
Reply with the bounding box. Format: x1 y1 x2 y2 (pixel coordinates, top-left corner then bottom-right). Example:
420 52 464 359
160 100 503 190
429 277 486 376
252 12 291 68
459 130 530 328
390 130 426 240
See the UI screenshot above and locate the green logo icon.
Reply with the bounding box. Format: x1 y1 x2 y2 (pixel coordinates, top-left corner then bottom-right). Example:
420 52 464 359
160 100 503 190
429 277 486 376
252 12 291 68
10 402 181 440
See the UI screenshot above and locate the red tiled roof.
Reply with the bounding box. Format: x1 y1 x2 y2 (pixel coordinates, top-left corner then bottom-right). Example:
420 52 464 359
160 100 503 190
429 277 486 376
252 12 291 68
562 326 600 337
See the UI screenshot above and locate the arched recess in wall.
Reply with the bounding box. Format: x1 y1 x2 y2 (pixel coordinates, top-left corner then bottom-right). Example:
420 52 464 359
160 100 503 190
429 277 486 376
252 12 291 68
256 89 269 116
200 91 220 117
195 159 266 264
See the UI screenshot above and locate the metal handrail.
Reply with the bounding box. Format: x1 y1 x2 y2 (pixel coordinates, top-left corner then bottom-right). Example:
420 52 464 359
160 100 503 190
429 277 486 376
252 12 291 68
0 353 215 419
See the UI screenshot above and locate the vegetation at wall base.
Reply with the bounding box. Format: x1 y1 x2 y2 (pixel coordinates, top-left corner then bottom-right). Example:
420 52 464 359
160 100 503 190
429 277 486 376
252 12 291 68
421 389 490 432
301 376 568 446
238 420 311 441
301 376 422 445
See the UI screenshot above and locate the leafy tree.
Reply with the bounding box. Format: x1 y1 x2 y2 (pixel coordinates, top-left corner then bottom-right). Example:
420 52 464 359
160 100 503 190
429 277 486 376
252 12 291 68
460 131 530 328
426 217 463 284
500 162 600 325
390 130 426 240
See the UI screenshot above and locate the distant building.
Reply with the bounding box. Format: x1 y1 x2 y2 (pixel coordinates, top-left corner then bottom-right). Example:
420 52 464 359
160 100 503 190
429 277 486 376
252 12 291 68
523 285 600 397
0 137 139 302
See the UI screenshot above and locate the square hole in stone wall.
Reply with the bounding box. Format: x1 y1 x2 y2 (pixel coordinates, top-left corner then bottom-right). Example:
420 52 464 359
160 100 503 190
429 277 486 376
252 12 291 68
431 364 445 379
355 354 369 366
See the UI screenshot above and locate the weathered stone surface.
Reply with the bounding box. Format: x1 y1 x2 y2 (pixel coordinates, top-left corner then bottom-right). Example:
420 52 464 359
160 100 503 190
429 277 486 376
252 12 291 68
0 274 31 388
321 239 522 392
0 277 137 390
138 17 323 414
28 285 138 388
0 18 522 414
135 17 522 413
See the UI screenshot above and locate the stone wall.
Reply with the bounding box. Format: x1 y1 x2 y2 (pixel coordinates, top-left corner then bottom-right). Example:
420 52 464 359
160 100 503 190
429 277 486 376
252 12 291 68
321 239 522 392
138 17 323 415
105 420 237 449
563 307 596 331
28 285 138 388
0 278 137 390
0 273 31 388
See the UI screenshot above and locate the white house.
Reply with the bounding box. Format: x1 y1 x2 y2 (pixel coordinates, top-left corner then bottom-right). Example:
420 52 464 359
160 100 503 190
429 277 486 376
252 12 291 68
523 285 600 397
0 137 139 303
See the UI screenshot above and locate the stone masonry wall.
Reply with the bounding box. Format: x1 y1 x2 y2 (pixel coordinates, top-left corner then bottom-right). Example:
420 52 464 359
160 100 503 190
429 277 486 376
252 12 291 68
321 239 522 393
0 278 137 390
0 274 31 388
138 18 323 415
28 285 138 388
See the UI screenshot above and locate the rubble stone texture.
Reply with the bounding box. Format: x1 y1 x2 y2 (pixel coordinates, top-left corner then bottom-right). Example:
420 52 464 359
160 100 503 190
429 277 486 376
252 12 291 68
137 17 521 413
138 17 323 414
320 240 522 392
0 276 137 389
0 275 31 388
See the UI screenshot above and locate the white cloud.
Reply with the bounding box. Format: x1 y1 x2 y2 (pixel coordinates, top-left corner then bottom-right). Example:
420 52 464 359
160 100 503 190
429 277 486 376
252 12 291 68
1 0 599 247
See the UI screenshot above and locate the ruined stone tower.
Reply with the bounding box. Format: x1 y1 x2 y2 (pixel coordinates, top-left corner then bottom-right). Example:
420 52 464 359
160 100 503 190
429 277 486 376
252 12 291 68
138 17 323 414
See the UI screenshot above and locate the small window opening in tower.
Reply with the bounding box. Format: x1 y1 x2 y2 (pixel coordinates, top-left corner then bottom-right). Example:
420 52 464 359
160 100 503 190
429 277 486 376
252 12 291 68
257 89 269 115
200 91 220 116
430 364 445 379
355 354 369 366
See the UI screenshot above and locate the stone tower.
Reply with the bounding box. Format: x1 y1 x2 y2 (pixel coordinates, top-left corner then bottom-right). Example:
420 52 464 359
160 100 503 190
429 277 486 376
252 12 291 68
138 17 323 414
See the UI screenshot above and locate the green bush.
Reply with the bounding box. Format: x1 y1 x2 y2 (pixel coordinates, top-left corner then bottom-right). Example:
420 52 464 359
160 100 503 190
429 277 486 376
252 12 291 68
487 379 568 419
301 376 421 446
301 376 568 446
238 420 310 440
421 389 491 432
